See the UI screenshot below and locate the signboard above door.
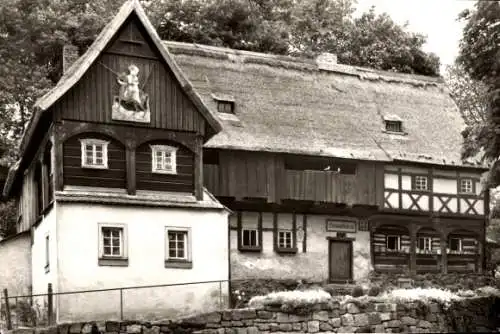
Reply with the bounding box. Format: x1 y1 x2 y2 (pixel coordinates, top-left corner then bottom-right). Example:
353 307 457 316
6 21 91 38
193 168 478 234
326 219 357 233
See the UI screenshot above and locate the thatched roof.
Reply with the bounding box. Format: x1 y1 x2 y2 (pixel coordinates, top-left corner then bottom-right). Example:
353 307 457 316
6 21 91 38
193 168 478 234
165 41 485 168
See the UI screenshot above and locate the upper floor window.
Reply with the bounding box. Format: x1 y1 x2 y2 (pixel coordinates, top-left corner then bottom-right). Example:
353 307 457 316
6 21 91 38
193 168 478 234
151 145 177 174
385 120 403 133
80 139 109 169
412 175 428 191
460 178 474 194
217 101 234 114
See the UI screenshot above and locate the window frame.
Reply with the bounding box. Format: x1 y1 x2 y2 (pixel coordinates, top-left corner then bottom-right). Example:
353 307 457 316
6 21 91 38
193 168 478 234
417 236 433 253
277 230 294 249
98 223 128 266
150 145 178 175
412 175 429 191
165 227 192 269
241 228 259 248
217 100 235 114
385 120 403 133
459 178 475 195
449 237 463 254
386 235 401 252
80 139 109 169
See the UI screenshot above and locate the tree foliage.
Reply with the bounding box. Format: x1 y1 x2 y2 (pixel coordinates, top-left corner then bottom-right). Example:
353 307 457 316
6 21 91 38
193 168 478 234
0 200 17 238
457 1 500 179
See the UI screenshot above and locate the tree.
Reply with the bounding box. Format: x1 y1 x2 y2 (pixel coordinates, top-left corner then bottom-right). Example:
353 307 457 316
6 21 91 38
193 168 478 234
0 200 17 238
457 1 500 187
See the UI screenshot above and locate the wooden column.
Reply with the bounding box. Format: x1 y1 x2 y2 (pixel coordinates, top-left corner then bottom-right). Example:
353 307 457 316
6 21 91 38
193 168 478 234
126 146 136 195
478 238 484 274
194 137 203 201
409 225 417 276
440 230 448 274
53 132 64 191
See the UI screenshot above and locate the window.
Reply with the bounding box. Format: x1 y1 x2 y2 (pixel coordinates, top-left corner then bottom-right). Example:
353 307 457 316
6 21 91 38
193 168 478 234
165 227 192 268
418 237 432 252
385 120 403 133
45 235 50 273
386 235 401 252
413 175 428 191
460 178 474 194
242 229 259 248
449 238 462 253
217 101 234 114
98 224 128 266
80 139 109 169
151 145 177 174
278 230 293 249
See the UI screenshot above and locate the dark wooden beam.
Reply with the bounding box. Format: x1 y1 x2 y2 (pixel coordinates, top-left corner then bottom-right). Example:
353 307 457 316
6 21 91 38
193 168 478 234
194 137 203 200
126 147 136 195
409 225 417 276
54 134 64 191
302 214 307 253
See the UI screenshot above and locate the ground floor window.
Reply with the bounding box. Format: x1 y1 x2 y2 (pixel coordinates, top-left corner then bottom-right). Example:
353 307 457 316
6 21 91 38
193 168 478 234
242 229 259 247
418 237 432 252
278 230 293 249
98 223 128 266
386 235 401 252
165 227 192 269
449 237 463 253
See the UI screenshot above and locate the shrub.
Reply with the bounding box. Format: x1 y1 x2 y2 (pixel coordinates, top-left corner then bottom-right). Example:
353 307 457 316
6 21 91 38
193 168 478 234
367 285 380 297
248 289 331 308
351 286 364 297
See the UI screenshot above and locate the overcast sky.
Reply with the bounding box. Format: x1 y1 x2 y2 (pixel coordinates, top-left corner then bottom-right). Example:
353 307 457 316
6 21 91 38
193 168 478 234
354 0 475 73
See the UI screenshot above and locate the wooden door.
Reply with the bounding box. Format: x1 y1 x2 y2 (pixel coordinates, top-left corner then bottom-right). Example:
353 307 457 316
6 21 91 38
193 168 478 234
329 240 353 282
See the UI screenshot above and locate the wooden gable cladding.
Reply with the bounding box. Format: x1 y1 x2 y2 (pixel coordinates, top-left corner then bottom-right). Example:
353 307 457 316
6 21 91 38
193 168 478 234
136 140 194 193
63 132 126 189
53 17 205 134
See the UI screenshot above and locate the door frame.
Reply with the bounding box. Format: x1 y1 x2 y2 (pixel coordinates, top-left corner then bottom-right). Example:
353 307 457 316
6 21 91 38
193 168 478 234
327 237 354 283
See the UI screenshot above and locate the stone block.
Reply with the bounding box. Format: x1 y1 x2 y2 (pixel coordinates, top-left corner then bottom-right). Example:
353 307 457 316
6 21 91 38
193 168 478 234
338 326 356 333
418 320 432 328
292 323 303 331
159 326 171 333
231 321 243 327
222 311 233 321
69 323 83 334
319 322 333 331
220 321 231 327
235 328 247 334
312 311 329 321
341 314 354 326
246 328 259 334
205 312 222 323
256 323 269 331
368 312 381 325
401 317 417 326
276 313 289 323
269 323 280 331
328 309 340 318
256 311 274 320
127 325 142 334
288 314 309 322
372 324 385 333
329 318 341 328
232 309 256 321
375 304 390 312
380 313 391 322
384 320 401 328
425 313 436 322
81 324 93 334
346 303 360 314
307 320 319 333
279 323 292 331
429 303 439 313
354 314 369 327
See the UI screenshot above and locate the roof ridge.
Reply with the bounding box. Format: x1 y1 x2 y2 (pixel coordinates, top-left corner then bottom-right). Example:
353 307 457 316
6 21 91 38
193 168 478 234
163 40 444 85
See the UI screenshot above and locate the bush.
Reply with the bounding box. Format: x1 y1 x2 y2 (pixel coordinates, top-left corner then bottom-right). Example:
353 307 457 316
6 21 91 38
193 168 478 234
368 285 381 297
248 289 332 308
351 286 364 297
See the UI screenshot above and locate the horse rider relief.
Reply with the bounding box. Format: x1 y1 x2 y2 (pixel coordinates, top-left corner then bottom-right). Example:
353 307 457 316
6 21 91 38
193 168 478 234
111 64 151 123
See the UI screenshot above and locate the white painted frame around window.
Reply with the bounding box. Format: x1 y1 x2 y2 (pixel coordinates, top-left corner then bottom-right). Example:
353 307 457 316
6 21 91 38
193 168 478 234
241 228 259 247
80 139 109 169
98 223 128 259
278 230 293 249
413 175 428 191
459 178 474 194
165 227 192 262
386 235 401 252
151 145 177 174
417 236 432 252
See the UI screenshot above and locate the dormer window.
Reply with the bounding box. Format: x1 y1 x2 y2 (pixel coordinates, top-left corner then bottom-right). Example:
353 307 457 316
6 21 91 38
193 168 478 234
151 145 177 174
217 101 234 114
80 139 109 169
385 120 403 133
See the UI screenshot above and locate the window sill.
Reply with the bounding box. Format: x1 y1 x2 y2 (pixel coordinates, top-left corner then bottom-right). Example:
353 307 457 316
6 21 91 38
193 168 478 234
82 165 108 170
152 170 177 175
98 257 129 267
165 259 193 269
275 247 298 254
238 246 262 253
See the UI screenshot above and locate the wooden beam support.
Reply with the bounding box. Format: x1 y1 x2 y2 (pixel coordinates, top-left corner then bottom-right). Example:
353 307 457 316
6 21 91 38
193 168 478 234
409 225 417 276
125 147 136 195
440 230 448 274
194 137 203 201
302 214 307 253
53 130 64 191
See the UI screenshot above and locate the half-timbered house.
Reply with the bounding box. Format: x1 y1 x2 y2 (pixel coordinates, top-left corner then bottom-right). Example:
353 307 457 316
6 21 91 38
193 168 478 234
2 0 230 322
163 41 489 283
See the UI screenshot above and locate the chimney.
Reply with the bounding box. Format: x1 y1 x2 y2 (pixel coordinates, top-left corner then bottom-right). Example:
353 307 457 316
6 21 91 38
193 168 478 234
62 44 79 73
316 52 338 71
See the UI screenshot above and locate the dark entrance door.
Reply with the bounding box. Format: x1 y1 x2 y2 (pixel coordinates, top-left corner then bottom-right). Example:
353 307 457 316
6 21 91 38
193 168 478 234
329 239 353 282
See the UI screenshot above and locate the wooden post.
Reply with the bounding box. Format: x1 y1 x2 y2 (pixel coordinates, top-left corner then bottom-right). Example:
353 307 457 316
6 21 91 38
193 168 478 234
126 147 136 195
54 133 64 191
194 136 203 201
409 226 417 276
3 289 12 330
47 283 53 326
440 231 448 274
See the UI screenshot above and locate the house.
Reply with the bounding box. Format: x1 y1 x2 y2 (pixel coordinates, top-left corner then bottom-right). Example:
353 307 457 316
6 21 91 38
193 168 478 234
160 41 488 281
1 0 230 323
1 0 489 324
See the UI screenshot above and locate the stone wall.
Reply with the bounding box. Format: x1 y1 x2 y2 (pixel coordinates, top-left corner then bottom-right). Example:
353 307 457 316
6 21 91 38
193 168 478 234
15 296 500 334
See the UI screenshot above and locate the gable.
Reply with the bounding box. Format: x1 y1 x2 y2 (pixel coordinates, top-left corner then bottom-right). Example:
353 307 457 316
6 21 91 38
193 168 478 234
53 16 206 134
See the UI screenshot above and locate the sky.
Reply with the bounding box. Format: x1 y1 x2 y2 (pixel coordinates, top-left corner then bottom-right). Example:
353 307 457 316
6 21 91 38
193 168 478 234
354 0 476 73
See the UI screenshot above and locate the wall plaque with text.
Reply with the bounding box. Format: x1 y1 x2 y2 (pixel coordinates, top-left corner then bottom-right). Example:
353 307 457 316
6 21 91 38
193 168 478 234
326 219 357 233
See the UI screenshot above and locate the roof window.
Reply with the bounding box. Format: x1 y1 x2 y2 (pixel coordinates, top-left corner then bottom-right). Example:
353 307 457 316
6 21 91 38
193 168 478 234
212 93 235 114
383 114 404 134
